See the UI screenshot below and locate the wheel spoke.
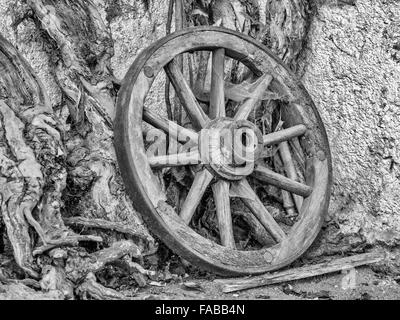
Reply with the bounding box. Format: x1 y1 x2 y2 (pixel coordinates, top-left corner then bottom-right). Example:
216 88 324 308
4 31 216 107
252 165 312 197
263 125 307 146
165 61 209 129
279 141 303 212
231 179 286 242
148 150 200 168
209 48 225 119
180 169 213 224
212 180 235 249
234 74 273 121
143 107 198 144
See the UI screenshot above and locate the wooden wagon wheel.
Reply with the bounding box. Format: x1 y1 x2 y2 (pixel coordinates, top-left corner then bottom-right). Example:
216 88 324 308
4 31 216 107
115 27 332 276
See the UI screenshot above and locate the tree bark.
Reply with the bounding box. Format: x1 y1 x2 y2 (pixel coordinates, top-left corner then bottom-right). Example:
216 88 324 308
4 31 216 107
23 0 156 257
0 33 68 278
1 0 157 295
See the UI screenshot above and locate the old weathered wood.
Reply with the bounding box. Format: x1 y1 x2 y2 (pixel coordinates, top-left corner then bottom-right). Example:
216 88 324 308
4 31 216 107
77 273 129 300
289 137 306 174
0 33 71 278
209 48 226 119
33 235 103 256
253 165 312 197
165 0 174 120
264 125 307 146
148 150 201 168
231 180 286 242
273 151 298 216
143 107 198 143
193 51 211 102
279 141 303 212
234 208 273 246
282 190 296 216
122 256 156 277
175 0 184 68
213 180 235 249
0 271 40 289
234 75 273 121
216 252 386 293
27 0 152 249
165 61 210 129
180 169 213 224
1 2 162 295
63 217 156 252
115 27 332 276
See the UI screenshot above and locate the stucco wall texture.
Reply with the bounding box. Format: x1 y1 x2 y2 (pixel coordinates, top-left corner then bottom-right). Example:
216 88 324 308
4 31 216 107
302 0 400 247
0 0 399 249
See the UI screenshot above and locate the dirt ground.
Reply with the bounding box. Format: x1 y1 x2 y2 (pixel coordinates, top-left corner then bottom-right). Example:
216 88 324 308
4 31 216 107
133 267 400 300
1 266 399 300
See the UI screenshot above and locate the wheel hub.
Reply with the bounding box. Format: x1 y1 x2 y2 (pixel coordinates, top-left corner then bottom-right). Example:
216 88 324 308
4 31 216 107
199 118 263 181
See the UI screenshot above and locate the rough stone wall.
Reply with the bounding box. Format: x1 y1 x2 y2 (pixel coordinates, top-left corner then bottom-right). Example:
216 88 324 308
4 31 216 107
0 0 398 252
301 0 400 248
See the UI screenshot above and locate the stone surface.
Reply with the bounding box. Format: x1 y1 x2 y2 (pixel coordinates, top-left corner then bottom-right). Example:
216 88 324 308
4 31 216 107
301 0 400 247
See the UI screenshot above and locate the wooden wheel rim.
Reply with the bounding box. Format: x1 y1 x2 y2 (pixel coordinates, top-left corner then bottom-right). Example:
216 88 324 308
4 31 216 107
115 27 332 276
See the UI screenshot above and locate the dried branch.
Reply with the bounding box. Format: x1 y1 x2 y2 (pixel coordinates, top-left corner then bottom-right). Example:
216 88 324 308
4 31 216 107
215 252 386 293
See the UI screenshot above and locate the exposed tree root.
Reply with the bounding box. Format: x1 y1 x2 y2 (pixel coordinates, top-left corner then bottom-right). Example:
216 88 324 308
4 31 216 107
33 235 103 257
0 269 40 289
0 0 156 299
64 217 157 254
0 32 69 278
77 273 130 300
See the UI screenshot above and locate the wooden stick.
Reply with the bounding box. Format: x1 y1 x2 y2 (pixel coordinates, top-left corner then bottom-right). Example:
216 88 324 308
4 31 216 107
174 0 184 71
289 137 306 169
253 165 312 197
174 0 184 124
143 107 198 143
263 125 307 146
209 48 225 119
274 155 296 216
165 61 209 129
63 217 154 245
175 0 184 40
236 210 272 246
193 51 211 102
164 0 175 120
282 190 296 216
279 141 303 211
148 150 201 168
213 180 235 249
215 252 386 293
231 179 286 242
180 169 213 224
166 0 174 35
33 235 103 256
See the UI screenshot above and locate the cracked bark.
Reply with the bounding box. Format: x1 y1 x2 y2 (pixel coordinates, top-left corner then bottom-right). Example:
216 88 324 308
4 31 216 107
0 0 156 297
0 33 68 278
26 0 154 249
